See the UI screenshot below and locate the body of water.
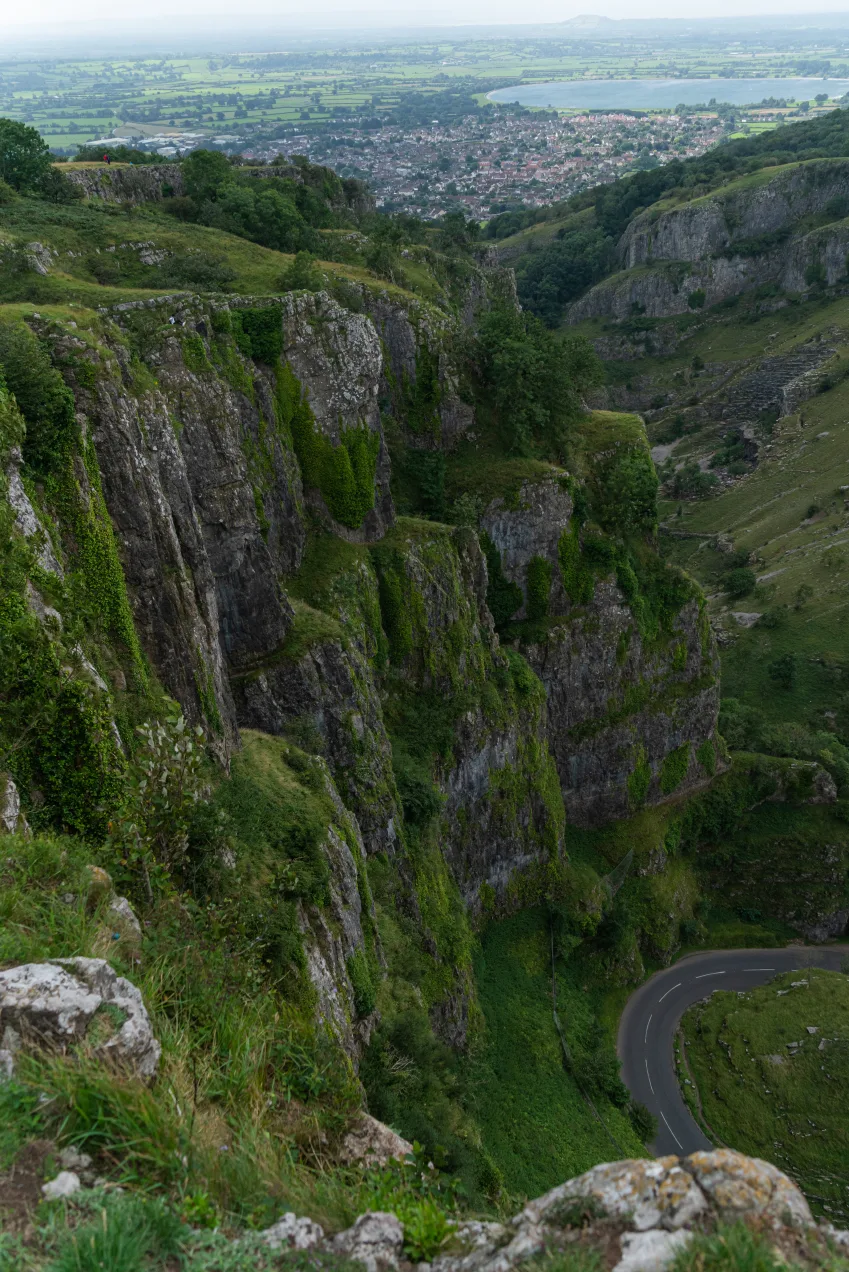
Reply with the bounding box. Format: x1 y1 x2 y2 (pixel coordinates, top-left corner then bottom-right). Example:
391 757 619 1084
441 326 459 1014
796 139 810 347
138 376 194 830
488 78 849 111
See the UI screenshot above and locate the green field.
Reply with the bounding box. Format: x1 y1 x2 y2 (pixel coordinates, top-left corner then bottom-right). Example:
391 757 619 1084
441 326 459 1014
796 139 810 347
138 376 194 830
2 30 848 154
681 970 849 1220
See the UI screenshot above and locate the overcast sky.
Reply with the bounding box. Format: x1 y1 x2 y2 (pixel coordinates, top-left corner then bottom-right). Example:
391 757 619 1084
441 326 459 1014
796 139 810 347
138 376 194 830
3 0 849 37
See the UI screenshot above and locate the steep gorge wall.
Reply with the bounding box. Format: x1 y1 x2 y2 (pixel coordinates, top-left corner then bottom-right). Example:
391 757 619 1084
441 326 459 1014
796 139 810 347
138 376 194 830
482 472 720 826
2 287 723 1051
570 159 849 323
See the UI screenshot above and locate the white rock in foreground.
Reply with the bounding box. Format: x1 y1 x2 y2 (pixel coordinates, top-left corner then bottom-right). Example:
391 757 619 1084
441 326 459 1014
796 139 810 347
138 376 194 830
42 1171 81 1200
0 957 160 1080
261 1212 325 1251
332 1211 405 1272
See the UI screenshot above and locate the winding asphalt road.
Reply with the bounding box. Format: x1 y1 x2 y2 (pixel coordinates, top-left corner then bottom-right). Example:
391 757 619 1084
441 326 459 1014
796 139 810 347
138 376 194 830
617 945 849 1157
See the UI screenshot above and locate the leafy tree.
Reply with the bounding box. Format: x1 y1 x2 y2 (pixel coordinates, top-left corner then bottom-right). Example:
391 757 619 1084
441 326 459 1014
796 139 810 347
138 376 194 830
0 118 52 191
723 567 756 599
767 652 796 689
181 148 234 204
517 227 615 326
0 320 76 475
279 250 323 292
472 304 602 457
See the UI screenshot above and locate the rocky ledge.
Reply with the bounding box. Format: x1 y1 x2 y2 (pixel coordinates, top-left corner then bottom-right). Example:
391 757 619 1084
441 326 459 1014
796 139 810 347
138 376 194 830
254 1151 846 1272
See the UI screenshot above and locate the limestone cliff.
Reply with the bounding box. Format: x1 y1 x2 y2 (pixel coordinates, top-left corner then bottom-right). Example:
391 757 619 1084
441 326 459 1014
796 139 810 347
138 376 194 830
1 285 723 1054
570 158 849 322
481 459 719 827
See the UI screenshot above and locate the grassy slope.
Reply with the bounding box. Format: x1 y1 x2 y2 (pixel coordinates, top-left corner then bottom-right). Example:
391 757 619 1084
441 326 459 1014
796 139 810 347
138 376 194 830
0 196 423 309
654 292 849 733
467 908 643 1201
681 969 849 1220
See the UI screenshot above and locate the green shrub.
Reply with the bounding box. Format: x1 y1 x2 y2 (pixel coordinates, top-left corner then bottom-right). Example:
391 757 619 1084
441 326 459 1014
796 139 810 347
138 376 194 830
0 118 52 191
687 288 706 310
660 743 690 794
181 334 210 374
481 533 522 629
627 746 652 808
346 947 377 1018
392 746 442 826
696 738 716 777
767 653 796 690
627 1100 657 1144
670 1222 787 1272
0 320 77 476
280 362 378 529
723 567 756 599
401 345 442 437
526 556 553 622
592 447 658 537
558 523 594 605
236 307 284 364
374 556 413 662
279 250 323 293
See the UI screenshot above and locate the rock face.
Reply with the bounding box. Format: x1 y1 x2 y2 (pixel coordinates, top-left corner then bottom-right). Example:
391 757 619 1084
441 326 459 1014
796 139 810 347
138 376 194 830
332 1212 405 1272
338 1113 413 1168
570 159 849 323
0 958 161 1081
64 164 183 205
5 288 723 1050
279 291 393 542
620 159 849 268
251 1151 842 1272
483 473 720 826
0 774 29 836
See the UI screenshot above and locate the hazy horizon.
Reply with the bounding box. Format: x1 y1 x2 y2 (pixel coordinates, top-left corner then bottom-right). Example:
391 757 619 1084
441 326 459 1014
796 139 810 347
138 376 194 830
5 5 849 42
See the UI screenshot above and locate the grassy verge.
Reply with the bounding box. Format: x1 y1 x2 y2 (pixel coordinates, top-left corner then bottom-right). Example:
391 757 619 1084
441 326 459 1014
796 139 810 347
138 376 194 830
681 969 849 1221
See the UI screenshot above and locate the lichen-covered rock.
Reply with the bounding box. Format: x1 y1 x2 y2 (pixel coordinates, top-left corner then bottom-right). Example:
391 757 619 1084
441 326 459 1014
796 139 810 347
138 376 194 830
233 622 402 859
297 759 381 1057
377 520 568 908
425 1151 828 1272
362 290 474 448
0 957 161 1081
260 1212 325 1251
338 1113 413 1168
685 1149 813 1228
106 896 143 957
480 473 573 620
0 774 29 836
41 1171 82 1200
572 160 849 324
620 159 849 268
522 1156 707 1232
615 1229 693 1272
331 1211 405 1272
279 290 393 542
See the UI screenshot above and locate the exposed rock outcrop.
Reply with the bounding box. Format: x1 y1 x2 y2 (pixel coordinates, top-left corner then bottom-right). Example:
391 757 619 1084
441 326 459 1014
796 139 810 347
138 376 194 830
0 958 161 1081
620 159 849 268
247 1151 844 1272
571 160 849 324
483 472 720 826
338 1113 413 1168
64 163 183 205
